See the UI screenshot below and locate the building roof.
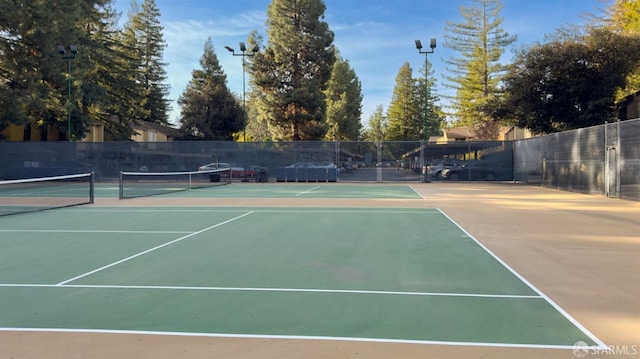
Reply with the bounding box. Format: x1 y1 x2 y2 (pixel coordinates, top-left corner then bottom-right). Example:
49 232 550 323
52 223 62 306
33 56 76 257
132 121 180 138
443 127 475 140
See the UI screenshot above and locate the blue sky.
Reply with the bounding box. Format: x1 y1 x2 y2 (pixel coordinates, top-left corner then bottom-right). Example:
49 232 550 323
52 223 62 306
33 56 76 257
113 0 606 126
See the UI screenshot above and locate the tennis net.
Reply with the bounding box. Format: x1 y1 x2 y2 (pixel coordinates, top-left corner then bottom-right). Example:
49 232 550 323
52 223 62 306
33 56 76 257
119 168 232 199
0 172 95 216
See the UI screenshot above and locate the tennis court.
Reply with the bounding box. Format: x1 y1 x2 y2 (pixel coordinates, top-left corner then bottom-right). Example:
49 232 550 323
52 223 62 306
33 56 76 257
1 180 639 358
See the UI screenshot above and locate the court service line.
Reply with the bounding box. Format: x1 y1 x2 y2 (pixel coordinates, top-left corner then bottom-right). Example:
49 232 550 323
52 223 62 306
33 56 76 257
0 283 542 299
295 185 321 196
436 208 608 350
55 211 255 286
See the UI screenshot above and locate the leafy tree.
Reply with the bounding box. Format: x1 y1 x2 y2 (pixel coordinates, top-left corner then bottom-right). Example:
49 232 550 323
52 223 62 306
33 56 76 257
443 0 516 138
0 0 85 140
250 0 335 141
594 0 640 33
0 0 174 141
177 38 242 140
593 0 640 99
362 105 387 142
500 28 640 133
324 52 362 141
386 62 420 141
121 0 170 125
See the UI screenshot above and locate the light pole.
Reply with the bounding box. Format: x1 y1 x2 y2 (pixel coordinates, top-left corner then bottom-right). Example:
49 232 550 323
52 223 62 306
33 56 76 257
415 38 436 182
225 42 258 142
58 45 78 142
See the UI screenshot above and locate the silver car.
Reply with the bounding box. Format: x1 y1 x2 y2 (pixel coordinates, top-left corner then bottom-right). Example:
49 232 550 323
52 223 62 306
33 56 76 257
427 158 462 179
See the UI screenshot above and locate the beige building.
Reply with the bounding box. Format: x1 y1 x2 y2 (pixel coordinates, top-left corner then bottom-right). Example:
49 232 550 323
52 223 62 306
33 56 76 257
434 126 532 143
2 119 179 142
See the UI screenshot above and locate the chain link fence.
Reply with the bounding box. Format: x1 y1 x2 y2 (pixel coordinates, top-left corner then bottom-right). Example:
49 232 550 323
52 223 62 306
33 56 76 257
0 140 513 183
514 118 640 200
1 118 638 200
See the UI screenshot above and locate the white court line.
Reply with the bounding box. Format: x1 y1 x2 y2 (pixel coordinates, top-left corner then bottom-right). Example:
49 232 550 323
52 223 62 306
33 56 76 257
253 209 441 214
0 283 542 299
436 208 608 350
0 328 595 351
63 208 441 214
295 185 321 196
0 229 192 234
55 211 254 286
408 185 426 199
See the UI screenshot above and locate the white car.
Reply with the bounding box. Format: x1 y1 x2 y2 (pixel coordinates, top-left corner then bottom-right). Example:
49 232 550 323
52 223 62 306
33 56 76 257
286 162 317 168
198 162 255 178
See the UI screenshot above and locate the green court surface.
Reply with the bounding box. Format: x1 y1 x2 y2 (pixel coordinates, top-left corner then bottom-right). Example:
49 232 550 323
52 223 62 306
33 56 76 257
0 204 605 350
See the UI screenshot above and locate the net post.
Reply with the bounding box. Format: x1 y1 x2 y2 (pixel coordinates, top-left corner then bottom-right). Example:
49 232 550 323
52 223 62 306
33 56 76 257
119 171 124 200
90 172 95 204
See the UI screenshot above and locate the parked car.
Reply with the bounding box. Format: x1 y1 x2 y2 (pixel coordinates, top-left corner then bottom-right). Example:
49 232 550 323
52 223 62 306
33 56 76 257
441 161 498 181
286 162 317 168
314 161 337 168
198 162 256 178
426 158 462 179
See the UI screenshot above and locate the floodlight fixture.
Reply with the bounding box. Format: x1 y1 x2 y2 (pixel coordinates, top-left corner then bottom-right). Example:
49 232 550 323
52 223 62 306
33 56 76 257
225 41 260 142
58 45 79 141
415 38 437 182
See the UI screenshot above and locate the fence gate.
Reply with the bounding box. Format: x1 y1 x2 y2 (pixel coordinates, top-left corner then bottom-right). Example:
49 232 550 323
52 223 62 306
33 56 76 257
604 122 620 198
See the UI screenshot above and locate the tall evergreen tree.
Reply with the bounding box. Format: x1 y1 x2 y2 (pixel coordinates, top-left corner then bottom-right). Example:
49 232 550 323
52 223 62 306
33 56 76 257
178 38 242 140
415 61 444 142
386 62 420 141
81 0 140 140
324 53 362 141
122 0 170 125
444 0 516 139
244 31 272 142
362 105 387 142
250 0 335 141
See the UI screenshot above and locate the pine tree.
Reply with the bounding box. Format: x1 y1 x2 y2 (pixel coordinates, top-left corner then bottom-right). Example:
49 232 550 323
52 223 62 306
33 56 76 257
122 0 170 125
362 105 387 142
386 62 420 141
81 0 140 140
244 31 272 142
444 0 516 139
250 0 335 141
415 61 444 142
324 52 363 141
178 38 242 140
